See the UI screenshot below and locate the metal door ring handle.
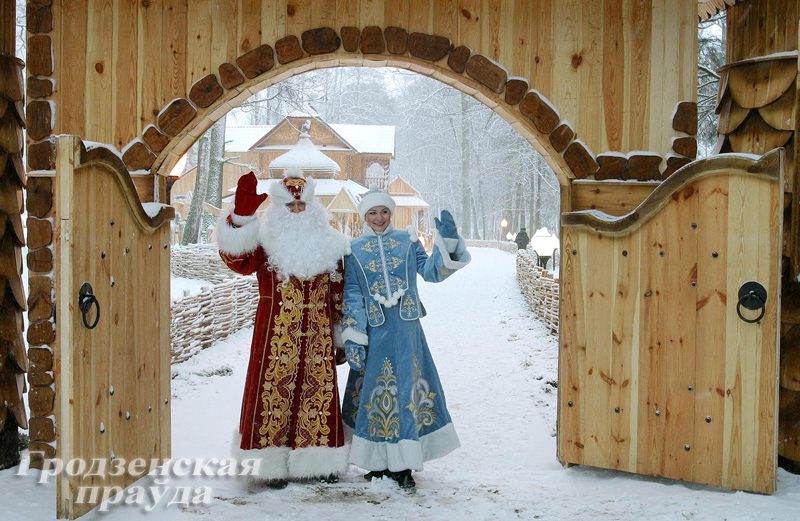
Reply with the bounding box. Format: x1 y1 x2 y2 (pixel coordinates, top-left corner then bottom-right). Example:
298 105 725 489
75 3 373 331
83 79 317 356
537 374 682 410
79 282 100 329
736 290 765 324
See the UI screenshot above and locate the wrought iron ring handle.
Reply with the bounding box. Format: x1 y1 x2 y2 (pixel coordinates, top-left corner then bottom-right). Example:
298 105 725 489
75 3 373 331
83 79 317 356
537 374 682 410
78 282 100 329
736 290 766 324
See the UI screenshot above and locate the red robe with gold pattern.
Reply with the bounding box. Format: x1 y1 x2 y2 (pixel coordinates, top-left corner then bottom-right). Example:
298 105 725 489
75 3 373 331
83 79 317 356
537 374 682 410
218 214 350 481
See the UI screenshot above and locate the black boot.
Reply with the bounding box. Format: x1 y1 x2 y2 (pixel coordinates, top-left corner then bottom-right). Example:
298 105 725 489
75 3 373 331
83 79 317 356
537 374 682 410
318 473 339 483
265 479 289 490
388 470 415 490
364 469 387 480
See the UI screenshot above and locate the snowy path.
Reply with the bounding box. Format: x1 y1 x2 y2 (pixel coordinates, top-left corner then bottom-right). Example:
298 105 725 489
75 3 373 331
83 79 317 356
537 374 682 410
4 247 800 520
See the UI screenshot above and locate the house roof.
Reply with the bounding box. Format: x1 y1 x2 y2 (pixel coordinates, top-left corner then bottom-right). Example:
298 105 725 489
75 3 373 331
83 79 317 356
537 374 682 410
697 0 739 20
267 131 341 175
225 123 395 155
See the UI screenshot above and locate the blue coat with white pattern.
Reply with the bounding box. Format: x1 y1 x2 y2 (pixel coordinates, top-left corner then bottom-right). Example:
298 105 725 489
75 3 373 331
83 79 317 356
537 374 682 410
341 225 470 472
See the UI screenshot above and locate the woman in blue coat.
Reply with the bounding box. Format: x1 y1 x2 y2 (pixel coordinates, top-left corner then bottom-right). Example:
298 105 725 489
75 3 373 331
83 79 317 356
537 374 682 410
340 187 471 490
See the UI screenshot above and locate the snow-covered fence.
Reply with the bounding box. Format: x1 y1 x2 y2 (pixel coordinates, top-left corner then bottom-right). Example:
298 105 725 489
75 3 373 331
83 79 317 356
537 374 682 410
465 239 518 254
516 250 559 334
170 243 234 284
170 276 258 364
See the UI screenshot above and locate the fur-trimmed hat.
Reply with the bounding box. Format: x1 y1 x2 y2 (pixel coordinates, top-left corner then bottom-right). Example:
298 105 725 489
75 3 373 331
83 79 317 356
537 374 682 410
357 186 395 219
268 167 317 205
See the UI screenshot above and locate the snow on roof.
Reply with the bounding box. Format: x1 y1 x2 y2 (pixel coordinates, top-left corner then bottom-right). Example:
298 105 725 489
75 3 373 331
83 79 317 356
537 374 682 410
268 132 341 174
226 125 275 152
529 227 560 256
329 124 395 155
391 195 429 208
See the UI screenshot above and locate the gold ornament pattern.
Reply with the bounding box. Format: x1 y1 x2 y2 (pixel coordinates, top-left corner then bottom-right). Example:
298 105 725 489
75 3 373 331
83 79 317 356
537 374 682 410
407 357 436 434
366 359 400 440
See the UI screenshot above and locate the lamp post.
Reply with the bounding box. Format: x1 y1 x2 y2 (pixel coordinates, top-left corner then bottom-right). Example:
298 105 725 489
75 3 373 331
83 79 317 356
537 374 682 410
500 218 508 241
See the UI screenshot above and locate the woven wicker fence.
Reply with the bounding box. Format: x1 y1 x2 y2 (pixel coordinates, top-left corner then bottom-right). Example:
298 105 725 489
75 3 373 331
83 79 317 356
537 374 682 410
465 239 518 254
170 275 259 364
170 243 236 284
516 249 560 334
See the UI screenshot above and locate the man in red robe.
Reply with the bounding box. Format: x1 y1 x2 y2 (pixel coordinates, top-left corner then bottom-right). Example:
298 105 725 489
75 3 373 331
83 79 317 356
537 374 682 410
215 169 351 489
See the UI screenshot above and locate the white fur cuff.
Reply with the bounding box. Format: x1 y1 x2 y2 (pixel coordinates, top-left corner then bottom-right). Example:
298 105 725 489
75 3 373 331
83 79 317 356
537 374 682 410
216 210 261 256
333 324 344 348
341 327 369 346
230 432 290 480
434 233 472 270
287 444 350 479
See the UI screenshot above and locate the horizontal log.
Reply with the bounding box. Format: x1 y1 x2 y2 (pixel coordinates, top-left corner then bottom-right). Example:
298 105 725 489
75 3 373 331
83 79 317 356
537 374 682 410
29 386 54 417
27 35 53 76
504 78 527 106
341 26 360 52
275 35 303 65
571 180 659 216
448 45 470 73
384 26 408 54
408 32 450 62
672 137 697 158
27 141 54 171
218 62 244 89
301 27 340 55
663 155 692 179
157 98 197 137
520 91 560 134
27 2 53 33
672 101 697 135
563 141 598 179
26 177 52 218
27 247 52 273
29 416 55 442
235 44 275 79
360 26 385 54
626 153 663 181
189 74 223 109
27 366 53 387
26 100 52 141
26 76 53 98
28 441 55 460
122 141 156 171
465 55 507 94
549 123 574 153
28 345 53 371
595 154 627 180
143 125 170 154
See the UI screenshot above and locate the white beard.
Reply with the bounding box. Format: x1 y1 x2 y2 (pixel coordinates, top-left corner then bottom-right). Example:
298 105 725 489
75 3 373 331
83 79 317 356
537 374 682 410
259 200 351 281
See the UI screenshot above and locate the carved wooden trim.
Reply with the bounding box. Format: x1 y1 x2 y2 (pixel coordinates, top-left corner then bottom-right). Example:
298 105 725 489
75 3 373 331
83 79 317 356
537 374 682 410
562 149 782 235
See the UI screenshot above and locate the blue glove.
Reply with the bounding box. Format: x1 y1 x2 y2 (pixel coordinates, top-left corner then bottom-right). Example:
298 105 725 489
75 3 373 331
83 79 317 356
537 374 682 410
434 210 459 239
345 340 366 371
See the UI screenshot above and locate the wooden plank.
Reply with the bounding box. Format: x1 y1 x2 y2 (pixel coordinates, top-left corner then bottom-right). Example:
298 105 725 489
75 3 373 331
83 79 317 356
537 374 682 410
334 0 360 30
162 0 188 103
602 0 624 152
577 0 602 153
511 0 531 80
647 0 667 155
58 0 88 137
692 174 729 487
138 0 162 139
86 0 114 143
287 0 311 38
626 0 652 152
407 0 432 34
456 0 481 52
359 0 385 26
187 0 212 89
114 0 139 149
529 0 552 99
481 0 501 62
261 0 286 45
582 230 615 468
310 0 336 29
238 0 261 53
570 181 659 217
211 0 239 67
384 0 409 29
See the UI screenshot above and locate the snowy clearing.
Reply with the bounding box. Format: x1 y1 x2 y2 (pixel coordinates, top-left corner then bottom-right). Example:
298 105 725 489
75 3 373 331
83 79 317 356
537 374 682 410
3 247 800 520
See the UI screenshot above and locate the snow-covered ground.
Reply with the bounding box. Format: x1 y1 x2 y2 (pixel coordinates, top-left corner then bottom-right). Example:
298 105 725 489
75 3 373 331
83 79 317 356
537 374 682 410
4 247 800 520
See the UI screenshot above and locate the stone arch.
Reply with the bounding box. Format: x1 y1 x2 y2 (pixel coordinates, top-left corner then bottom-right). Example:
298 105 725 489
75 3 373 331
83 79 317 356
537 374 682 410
128 28 598 189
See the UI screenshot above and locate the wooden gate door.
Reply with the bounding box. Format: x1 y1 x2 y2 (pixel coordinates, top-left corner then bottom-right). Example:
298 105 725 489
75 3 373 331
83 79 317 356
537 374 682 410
53 136 174 518
558 150 783 494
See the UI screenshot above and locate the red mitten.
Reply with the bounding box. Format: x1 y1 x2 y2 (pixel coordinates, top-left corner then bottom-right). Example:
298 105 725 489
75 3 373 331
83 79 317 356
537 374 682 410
233 172 268 216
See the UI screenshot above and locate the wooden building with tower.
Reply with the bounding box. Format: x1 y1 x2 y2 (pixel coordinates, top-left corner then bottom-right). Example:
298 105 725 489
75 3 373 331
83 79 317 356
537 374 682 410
5 0 800 517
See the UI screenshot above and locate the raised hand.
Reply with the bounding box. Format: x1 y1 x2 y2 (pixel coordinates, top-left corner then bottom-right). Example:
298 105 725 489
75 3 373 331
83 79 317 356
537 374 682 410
345 340 366 371
434 210 459 239
233 172 268 216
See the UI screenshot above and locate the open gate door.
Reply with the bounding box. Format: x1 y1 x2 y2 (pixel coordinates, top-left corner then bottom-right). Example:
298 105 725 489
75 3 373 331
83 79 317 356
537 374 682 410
53 136 174 518
558 150 783 494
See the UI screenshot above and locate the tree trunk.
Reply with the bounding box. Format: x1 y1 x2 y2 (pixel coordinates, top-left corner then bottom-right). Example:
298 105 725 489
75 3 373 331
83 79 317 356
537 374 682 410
459 94 473 238
199 117 227 239
182 133 211 245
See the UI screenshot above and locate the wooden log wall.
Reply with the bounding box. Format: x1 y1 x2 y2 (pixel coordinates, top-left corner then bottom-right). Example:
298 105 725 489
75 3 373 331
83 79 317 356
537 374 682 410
0 29 29 467
726 0 799 62
516 250 560 335
31 0 698 199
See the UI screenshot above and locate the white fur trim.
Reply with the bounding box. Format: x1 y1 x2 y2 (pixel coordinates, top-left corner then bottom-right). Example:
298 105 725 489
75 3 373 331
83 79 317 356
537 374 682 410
230 212 259 227
349 423 460 472
406 225 419 242
216 210 261 256
268 175 317 205
341 327 369 346
442 237 459 253
434 233 471 270
230 432 289 480
333 324 344 348
358 189 395 219
287 444 350 479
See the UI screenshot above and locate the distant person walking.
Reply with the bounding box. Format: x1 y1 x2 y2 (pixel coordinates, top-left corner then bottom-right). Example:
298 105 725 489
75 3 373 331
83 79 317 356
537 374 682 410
514 227 530 250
